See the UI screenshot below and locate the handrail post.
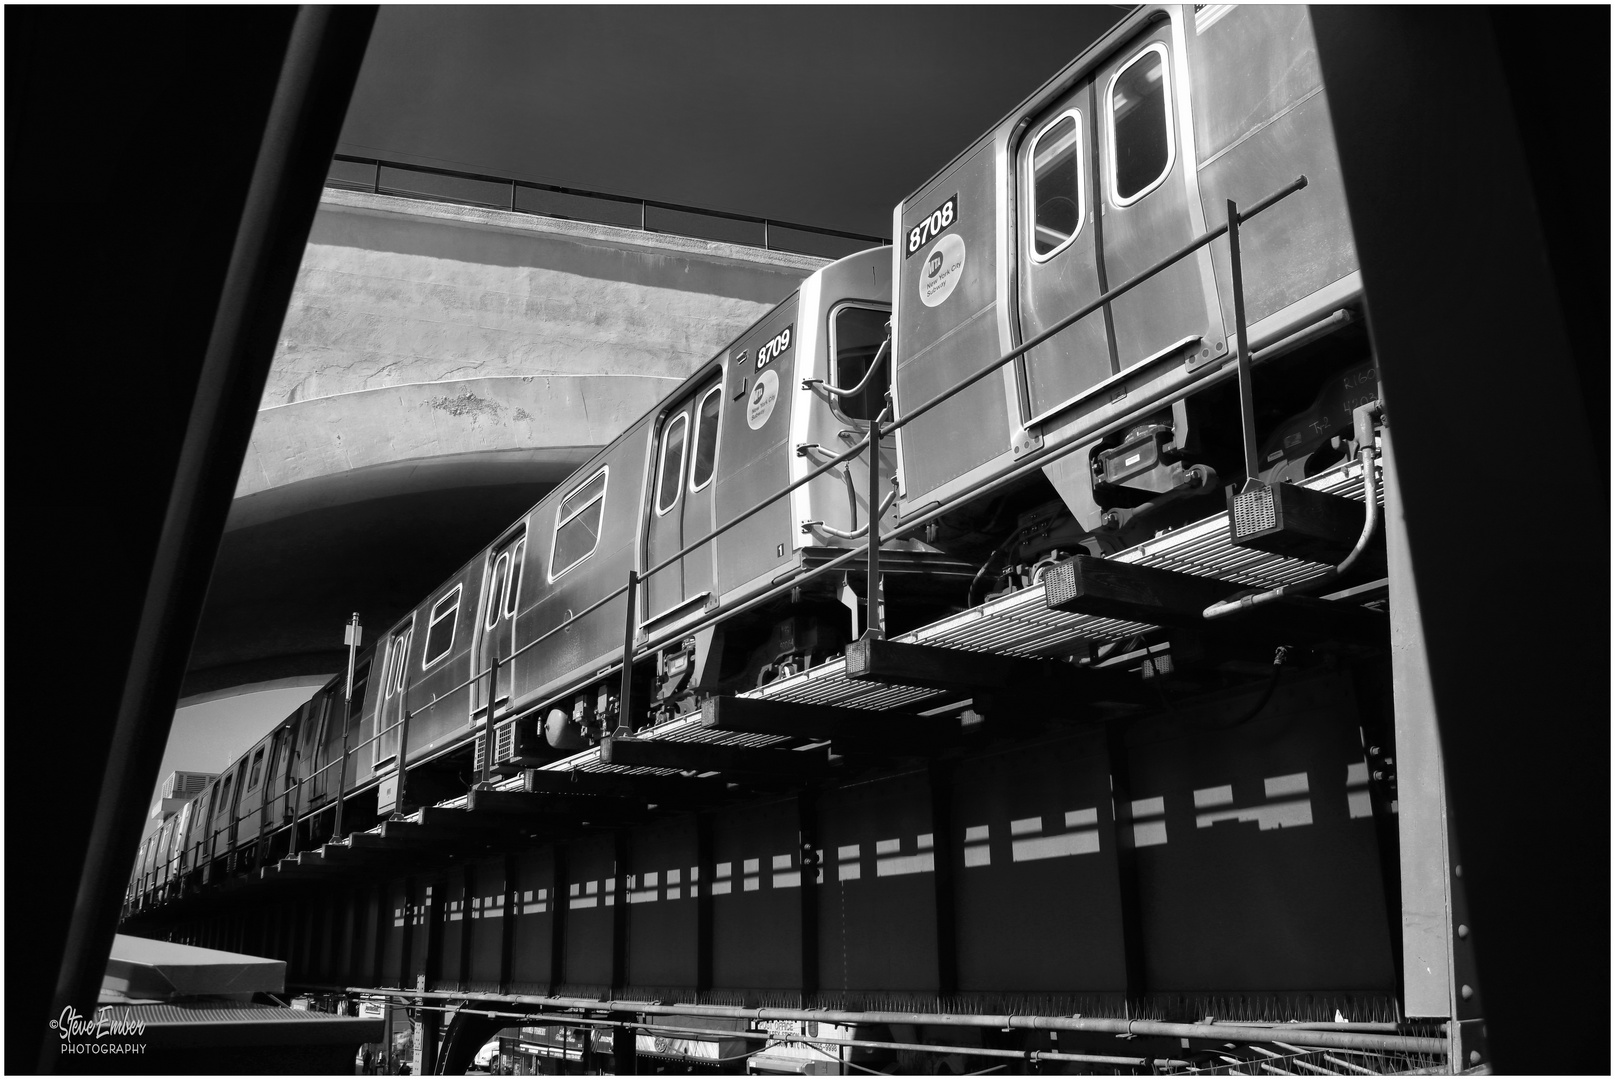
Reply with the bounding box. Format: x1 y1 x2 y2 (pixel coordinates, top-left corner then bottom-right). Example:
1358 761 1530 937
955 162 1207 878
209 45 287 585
479 654 501 787
394 708 413 816
373 159 381 195
618 570 639 735
764 220 771 251
510 179 518 212
864 402 889 640
331 613 361 843
1227 198 1261 485
289 772 306 857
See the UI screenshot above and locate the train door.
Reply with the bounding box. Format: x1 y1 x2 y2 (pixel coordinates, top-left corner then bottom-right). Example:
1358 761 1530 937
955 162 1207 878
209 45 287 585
265 723 291 828
238 741 268 842
207 770 236 863
342 662 370 795
1092 16 1224 372
644 374 723 623
1014 82 1114 423
375 620 414 765
473 530 525 719
172 800 194 881
155 818 176 888
828 300 896 511
190 786 213 874
310 689 338 801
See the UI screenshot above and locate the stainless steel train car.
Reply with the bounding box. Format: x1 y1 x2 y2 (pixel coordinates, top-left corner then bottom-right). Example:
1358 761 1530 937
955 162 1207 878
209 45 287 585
129 246 991 901
892 4 1375 586
130 11 1401 1031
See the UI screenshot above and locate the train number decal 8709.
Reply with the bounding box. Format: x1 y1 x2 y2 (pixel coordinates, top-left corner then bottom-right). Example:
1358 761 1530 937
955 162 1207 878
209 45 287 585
906 194 958 258
756 324 793 370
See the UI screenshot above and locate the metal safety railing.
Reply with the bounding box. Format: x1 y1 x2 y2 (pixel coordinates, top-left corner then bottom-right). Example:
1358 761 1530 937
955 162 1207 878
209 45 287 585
326 153 888 258
154 176 1311 895
353 987 1446 1060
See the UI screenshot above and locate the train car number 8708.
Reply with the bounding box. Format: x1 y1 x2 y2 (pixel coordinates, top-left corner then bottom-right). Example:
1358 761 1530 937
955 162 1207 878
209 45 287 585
905 195 958 258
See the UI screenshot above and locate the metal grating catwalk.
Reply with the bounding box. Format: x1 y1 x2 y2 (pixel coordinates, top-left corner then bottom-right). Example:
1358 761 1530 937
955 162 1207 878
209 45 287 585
463 453 1386 785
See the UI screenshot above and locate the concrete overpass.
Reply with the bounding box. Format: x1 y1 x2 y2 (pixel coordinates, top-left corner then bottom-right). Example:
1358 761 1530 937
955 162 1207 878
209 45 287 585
182 188 825 701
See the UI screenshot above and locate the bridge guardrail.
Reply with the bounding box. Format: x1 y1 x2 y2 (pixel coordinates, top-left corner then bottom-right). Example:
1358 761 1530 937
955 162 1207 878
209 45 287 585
326 153 888 259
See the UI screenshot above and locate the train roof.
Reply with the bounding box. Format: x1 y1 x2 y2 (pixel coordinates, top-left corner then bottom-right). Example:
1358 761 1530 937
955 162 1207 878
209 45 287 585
896 4 1150 208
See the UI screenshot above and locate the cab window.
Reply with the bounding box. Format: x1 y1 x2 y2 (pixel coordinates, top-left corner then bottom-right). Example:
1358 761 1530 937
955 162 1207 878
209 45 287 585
1109 42 1174 205
828 304 890 422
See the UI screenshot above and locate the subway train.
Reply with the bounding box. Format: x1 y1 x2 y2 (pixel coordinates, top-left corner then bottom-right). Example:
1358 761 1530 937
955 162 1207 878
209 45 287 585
129 3 1383 917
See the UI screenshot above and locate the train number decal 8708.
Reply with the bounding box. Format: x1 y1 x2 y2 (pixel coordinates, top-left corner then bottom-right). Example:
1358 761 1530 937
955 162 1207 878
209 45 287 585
906 194 958 258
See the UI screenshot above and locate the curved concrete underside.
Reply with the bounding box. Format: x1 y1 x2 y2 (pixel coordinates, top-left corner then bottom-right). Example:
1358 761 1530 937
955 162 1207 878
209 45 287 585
182 191 825 702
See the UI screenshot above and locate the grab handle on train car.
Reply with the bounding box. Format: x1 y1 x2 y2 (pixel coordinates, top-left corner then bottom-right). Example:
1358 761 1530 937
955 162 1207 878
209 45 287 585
803 337 889 399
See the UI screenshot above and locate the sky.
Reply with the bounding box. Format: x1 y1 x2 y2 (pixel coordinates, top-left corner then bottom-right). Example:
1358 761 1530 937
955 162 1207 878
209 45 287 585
333 6 1125 236
155 5 1124 830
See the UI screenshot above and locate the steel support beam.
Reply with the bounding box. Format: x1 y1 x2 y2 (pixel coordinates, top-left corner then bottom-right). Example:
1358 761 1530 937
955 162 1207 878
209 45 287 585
525 769 728 806
846 636 1133 700
467 788 643 820
1312 9 1606 1071
1044 555 1241 627
601 735 831 778
700 694 951 742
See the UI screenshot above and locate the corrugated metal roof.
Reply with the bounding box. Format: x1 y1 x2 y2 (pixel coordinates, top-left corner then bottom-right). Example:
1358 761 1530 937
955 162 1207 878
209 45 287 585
101 934 285 1003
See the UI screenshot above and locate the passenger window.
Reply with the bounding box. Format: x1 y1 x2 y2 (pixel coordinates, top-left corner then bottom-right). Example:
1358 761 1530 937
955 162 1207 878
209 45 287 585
829 305 891 422
655 413 689 514
247 748 264 790
690 388 721 491
550 468 608 580
503 540 525 617
423 585 462 668
1029 112 1083 259
1109 43 1173 205
485 554 510 630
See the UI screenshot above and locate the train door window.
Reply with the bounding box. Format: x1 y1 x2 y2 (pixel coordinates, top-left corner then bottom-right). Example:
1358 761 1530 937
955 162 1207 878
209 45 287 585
247 748 265 791
504 539 525 617
1028 111 1085 259
215 776 233 830
423 585 462 669
383 627 412 698
689 387 722 491
549 467 608 580
655 411 689 514
394 631 412 693
485 553 511 631
828 304 891 422
1107 42 1174 205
